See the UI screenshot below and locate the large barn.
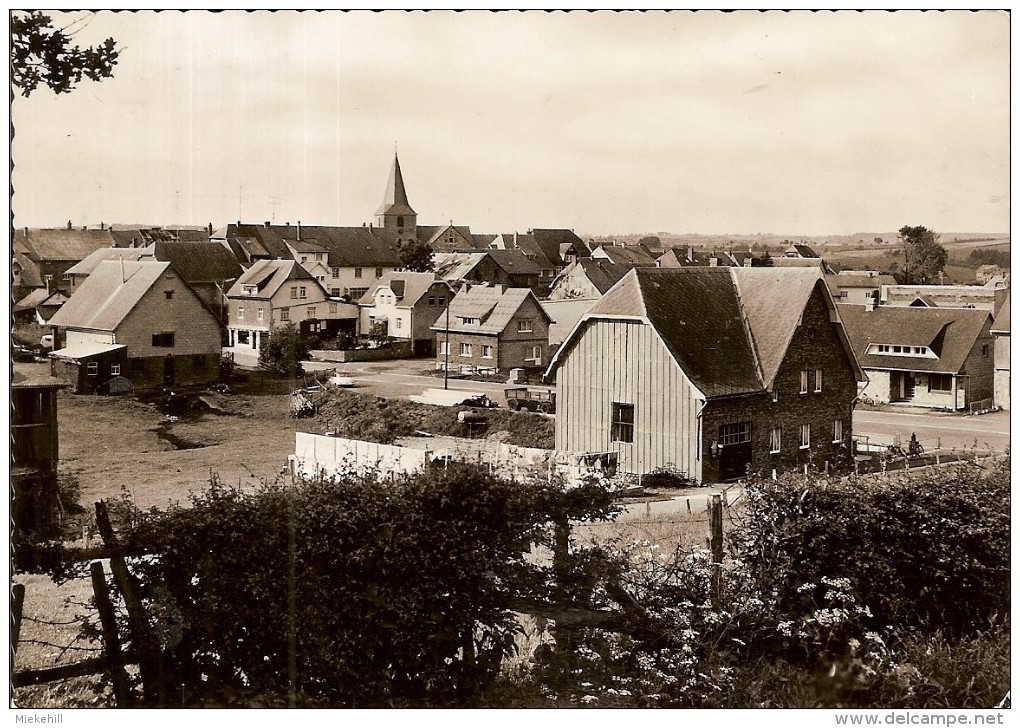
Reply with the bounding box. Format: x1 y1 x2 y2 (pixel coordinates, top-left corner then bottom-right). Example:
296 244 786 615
547 267 864 482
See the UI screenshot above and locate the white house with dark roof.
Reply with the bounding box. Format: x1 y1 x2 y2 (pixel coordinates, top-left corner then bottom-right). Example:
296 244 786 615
358 272 455 356
47 260 221 392
547 267 863 482
224 259 358 365
838 304 995 411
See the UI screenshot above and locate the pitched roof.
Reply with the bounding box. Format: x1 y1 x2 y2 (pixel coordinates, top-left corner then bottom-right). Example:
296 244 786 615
826 273 897 289
509 233 557 271
14 287 55 312
532 228 584 266
991 294 1010 334
359 271 450 307
224 224 403 268
15 228 118 262
13 251 43 287
226 259 318 300
432 286 549 335
550 267 860 398
376 153 416 217
542 298 599 346
152 240 244 283
66 247 156 276
48 261 174 331
433 251 488 280
487 249 541 277
837 304 991 374
568 259 634 295
785 244 820 258
595 245 657 266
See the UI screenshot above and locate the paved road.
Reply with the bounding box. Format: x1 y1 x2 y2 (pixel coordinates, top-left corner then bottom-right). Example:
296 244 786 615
304 359 513 404
853 408 1010 453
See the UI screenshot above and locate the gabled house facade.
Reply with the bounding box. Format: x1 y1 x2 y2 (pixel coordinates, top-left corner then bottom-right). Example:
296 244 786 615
880 283 1007 312
547 259 634 301
838 304 995 411
432 285 553 374
14 224 120 297
548 267 863 482
358 272 455 356
824 272 897 306
432 250 542 293
47 261 222 393
591 244 657 267
224 259 359 362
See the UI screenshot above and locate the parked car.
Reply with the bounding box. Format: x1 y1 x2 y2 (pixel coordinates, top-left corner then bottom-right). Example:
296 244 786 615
504 386 556 413
328 373 355 388
40 334 54 349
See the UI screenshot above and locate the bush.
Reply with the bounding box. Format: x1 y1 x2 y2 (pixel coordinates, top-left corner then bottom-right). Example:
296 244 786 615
78 466 616 707
731 460 1010 633
258 323 312 378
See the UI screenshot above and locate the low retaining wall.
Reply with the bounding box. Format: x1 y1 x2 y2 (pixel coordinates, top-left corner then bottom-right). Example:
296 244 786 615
310 341 413 363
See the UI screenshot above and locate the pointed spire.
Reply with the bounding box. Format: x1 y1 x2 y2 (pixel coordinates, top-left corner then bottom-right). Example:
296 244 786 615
377 152 416 216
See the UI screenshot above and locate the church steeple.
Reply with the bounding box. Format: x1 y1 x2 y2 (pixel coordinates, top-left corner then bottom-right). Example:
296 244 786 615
376 153 417 244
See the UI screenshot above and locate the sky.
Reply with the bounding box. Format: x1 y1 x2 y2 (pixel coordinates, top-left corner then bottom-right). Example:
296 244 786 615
9 10 1011 236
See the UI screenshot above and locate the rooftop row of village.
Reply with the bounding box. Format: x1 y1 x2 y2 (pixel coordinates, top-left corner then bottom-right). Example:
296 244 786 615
13 154 1010 482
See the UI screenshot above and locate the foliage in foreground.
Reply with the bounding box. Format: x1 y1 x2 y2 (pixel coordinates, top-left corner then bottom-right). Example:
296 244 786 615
511 459 1010 708
62 465 616 707
258 323 313 378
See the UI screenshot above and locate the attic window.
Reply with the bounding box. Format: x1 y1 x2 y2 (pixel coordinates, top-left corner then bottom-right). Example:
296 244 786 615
462 317 479 325
152 332 175 348
165 290 174 300
517 319 534 333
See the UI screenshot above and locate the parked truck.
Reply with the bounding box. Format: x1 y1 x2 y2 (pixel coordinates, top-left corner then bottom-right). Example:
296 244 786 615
504 386 556 414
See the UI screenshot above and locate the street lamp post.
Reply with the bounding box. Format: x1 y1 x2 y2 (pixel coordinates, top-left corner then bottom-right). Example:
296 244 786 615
443 300 450 390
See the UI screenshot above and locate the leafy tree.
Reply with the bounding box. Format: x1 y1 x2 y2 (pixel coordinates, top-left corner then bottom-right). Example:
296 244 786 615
400 240 435 272
10 11 119 97
637 235 661 250
258 323 311 377
896 225 947 285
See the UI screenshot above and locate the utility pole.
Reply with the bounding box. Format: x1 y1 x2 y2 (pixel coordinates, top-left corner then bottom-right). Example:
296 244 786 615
443 299 451 390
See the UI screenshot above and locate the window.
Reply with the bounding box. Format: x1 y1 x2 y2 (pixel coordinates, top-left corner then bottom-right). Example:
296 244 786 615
814 368 823 393
914 347 925 355
165 290 174 300
428 295 436 306
893 345 903 354
87 362 98 376
291 286 298 300
238 305 244 320
438 296 446 307
257 307 264 321
375 267 383 278
772 389 779 403
459 342 473 357
982 344 990 357
396 216 404 228
481 345 493 358
611 403 635 443
299 286 307 299
719 422 751 446
531 345 542 361
462 317 478 325
800 369 809 394
394 319 402 330
44 274 53 284
439 341 450 355
281 309 290 322
769 427 782 454
354 267 363 279
237 330 250 345
331 288 341 297
517 319 534 333
929 373 952 392
307 307 316 319
328 303 337 314
300 256 308 263
347 287 369 300
800 424 811 449
833 419 843 443
63 272 72 281
878 344 890 353
111 364 121 377
152 332 175 347
331 267 340 278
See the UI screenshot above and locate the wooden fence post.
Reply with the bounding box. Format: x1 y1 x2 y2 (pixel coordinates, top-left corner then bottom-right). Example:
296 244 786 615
90 561 133 707
95 500 165 706
709 494 724 608
12 583 25 663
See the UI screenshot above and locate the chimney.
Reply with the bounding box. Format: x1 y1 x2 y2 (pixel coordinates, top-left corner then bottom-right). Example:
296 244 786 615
120 256 125 283
100 221 105 230
82 226 88 231
207 222 213 235
264 221 271 228
236 220 241 227
865 294 876 312
67 220 72 230
687 245 694 262
297 221 301 241
23 227 27 236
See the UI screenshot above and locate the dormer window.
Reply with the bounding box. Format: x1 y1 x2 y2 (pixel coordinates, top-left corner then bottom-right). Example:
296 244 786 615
462 317 478 325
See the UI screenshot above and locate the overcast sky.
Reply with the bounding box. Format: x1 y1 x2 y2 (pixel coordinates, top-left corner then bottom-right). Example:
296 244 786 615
10 10 1010 236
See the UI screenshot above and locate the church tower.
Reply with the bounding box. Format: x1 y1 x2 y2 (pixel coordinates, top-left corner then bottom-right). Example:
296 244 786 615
375 153 417 246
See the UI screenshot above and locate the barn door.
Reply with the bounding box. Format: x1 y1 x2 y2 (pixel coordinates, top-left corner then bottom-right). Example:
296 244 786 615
718 422 752 481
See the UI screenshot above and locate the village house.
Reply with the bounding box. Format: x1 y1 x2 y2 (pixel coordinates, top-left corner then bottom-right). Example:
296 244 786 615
547 258 634 300
880 282 1007 312
358 272 455 356
837 304 995 411
432 250 542 293
432 285 552 375
590 243 658 267
782 243 820 258
47 260 222 393
824 271 897 306
547 267 863 482
223 259 359 364
976 264 1007 285
991 294 1010 410
654 246 743 268
12 289 70 325
14 223 120 298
